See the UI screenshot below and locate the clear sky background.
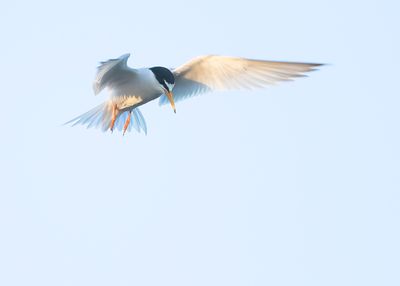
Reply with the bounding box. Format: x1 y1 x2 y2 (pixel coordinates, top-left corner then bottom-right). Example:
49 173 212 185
0 0 399 285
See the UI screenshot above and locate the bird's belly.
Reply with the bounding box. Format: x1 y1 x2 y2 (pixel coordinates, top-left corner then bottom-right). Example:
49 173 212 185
114 93 161 110
111 81 161 110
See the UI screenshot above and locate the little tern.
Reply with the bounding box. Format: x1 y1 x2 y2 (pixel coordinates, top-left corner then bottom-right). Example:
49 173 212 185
66 53 322 134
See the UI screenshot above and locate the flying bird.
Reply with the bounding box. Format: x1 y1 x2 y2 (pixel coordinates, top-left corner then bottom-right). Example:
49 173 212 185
66 53 322 134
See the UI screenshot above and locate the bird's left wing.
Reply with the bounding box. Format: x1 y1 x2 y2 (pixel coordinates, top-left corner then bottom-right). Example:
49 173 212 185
159 55 322 105
93 53 131 95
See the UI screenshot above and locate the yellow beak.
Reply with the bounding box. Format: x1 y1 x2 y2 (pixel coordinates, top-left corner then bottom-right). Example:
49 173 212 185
166 90 176 113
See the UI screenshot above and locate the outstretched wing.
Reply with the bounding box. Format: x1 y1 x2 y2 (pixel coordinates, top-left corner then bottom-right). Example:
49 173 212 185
93 53 131 95
159 55 322 105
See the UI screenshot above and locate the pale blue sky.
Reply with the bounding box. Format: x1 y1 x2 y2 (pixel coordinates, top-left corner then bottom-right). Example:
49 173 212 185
0 0 399 285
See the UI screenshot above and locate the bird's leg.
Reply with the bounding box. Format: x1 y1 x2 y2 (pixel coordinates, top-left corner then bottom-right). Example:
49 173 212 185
123 111 131 136
109 104 118 132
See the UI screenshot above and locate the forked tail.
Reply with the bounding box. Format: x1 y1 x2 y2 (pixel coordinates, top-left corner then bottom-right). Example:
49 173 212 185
65 102 147 134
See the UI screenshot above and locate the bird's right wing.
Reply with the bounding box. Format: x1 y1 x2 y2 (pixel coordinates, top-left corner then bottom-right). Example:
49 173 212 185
159 55 322 105
93 53 131 95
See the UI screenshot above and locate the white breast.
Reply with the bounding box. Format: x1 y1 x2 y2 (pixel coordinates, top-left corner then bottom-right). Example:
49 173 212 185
109 68 163 109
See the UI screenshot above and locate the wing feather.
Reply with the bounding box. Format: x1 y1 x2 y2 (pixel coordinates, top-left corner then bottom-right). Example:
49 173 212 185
93 53 131 95
160 55 322 105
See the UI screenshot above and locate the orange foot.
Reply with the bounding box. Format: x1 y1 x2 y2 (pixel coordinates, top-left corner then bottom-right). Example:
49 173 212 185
110 104 118 132
123 112 131 136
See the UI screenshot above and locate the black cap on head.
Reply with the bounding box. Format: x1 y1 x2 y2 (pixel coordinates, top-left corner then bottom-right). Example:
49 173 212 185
149 67 175 91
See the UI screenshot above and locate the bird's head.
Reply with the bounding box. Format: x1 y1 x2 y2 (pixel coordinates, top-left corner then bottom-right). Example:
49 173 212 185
150 67 176 113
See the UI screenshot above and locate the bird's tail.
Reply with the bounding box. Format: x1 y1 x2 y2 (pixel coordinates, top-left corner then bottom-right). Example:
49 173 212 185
64 102 147 134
